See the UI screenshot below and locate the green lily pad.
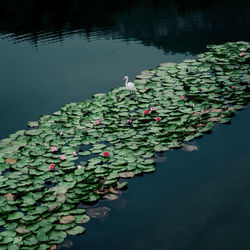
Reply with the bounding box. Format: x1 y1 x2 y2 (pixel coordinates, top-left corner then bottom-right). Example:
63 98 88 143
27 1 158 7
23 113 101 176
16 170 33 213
66 225 85 235
7 212 24 220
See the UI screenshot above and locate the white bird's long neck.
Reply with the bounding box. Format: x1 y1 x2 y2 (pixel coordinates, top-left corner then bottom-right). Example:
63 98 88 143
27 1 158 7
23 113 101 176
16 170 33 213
125 77 128 86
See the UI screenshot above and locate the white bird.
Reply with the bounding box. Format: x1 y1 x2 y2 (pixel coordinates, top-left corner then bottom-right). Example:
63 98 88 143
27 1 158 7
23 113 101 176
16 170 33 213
124 76 136 91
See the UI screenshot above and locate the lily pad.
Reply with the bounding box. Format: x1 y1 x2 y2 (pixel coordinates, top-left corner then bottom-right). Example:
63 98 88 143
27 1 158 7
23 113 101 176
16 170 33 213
119 171 135 178
16 227 30 234
66 226 85 235
59 215 75 224
103 194 118 200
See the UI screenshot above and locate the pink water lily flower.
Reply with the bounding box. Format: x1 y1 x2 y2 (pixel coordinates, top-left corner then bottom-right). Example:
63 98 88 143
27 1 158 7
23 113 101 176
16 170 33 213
240 48 246 52
150 107 156 111
232 86 236 89
127 119 132 124
144 109 150 115
102 152 110 157
77 165 82 169
94 120 100 125
155 117 161 122
51 147 58 152
49 164 55 171
240 52 246 56
73 151 77 156
60 155 66 160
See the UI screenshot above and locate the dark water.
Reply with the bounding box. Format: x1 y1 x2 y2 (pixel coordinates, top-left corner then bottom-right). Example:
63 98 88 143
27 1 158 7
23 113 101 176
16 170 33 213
0 0 250 249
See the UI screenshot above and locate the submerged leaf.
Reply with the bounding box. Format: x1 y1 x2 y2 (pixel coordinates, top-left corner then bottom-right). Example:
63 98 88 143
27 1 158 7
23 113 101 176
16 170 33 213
182 144 198 152
86 207 111 218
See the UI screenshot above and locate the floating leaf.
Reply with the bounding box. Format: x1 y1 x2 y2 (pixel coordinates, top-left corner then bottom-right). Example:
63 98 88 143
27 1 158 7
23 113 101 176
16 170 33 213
59 215 75 224
4 193 14 200
109 186 121 194
49 230 67 241
16 227 30 234
117 182 128 189
76 214 90 224
103 194 118 200
78 151 91 156
48 203 58 211
8 212 24 220
28 121 39 127
66 226 85 235
8 245 19 250
37 230 49 242
5 158 17 164
119 171 135 178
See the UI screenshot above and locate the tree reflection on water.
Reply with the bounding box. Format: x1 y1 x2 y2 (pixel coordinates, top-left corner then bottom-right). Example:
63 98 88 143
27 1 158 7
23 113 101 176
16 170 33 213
0 0 249 53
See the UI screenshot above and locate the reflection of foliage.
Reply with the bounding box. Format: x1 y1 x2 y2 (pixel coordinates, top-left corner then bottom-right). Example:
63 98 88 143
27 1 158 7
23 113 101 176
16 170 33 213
0 0 249 52
0 41 249 249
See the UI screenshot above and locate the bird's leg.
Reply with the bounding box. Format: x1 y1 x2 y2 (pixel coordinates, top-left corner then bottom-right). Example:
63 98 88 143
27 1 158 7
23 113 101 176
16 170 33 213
132 92 138 102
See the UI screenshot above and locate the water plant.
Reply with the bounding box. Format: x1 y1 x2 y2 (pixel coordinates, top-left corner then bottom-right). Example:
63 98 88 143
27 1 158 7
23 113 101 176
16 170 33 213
0 41 249 249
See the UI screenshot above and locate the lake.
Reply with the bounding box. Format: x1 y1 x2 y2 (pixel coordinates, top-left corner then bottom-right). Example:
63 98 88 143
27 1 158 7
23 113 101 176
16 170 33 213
0 0 249 249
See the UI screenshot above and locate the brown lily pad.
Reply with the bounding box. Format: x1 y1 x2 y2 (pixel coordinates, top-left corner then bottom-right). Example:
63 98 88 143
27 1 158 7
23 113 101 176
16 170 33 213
5 158 17 164
103 194 118 200
196 123 206 127
141 70 154 76
160 62 176 67
209 108 223 113
57 193 67 203
16 227 30 234
60 215 75 224
4 193 15 200
109 186 121 194
94 188 109 195
119 171 135 178
208 116 222 122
